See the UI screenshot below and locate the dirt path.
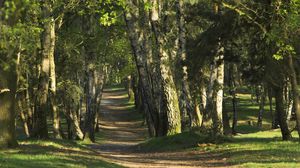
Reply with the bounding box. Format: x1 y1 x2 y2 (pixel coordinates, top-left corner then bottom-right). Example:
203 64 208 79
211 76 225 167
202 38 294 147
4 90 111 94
91 88 232 168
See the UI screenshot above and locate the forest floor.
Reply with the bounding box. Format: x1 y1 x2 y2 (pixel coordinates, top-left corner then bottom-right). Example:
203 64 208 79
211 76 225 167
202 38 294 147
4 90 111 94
89 88 231 168
90 87 300 168
1 87 300 168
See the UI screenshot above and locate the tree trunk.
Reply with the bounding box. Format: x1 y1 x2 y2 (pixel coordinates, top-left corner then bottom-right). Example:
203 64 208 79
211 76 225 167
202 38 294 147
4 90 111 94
65 105 84 140
94 68 106 133
17 93 30 138
127 75 134 102
231 90 238 134
132 75 142 111
48 18 62 139
124 1 159 136
0 69 18 148
176 0 200 129
229 64 238 134
229 63 238 135
228 63 238 135
25 73 33 135
274 85 292 140
192 93 202 128
15 47 30 138
287 55 300 140
159 52 182 135
151 0 182 135
268 88 277 129
203 63 216 128
83 70 97 142
66 106 73 140
201 86 207 111
212 41 224 135
32 1 54 139
257 86 266 128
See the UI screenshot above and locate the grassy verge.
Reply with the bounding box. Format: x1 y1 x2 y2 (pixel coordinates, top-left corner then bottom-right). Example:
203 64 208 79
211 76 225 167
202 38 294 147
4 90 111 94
139 89 300 167
0 139 123 168
139 130 300 168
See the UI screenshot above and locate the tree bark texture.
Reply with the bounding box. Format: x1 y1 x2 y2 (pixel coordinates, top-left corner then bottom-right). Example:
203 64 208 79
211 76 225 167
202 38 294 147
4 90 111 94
176 0 201 129
32 1 55 139
151 0 182 135
0 69 18 148
287 55 300 140
124 0 159 136
274 85 292 140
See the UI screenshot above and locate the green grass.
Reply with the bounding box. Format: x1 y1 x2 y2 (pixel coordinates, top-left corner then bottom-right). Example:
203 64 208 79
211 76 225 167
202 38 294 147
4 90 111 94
138 131 231 152
223 92 297 133
138 132 202 152
212 130 300 168
8 87 300 167
139 130 300 167
0 139 123 168
139 89 300 167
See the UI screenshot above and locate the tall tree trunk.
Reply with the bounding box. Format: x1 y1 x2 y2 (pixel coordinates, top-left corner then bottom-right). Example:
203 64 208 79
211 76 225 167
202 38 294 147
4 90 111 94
127 75 134 102
274 85 292 140
83 70 96 142
268 88 277 129
203 63 216 128
229 64 238 134
48 19 62 139
32 1 54 139
66 106 73 140
66 106 84 140
0 69 18 147
124 1 159 136
231 89 238 134
288 55 300 140
212 41 224 135
16 47 30 138
257 86 266 128
25 73 33 134
151 0 182 135
132 75 141 110
201 86 207 111
17 93 30 138
62 90 84 140
192 93 202 128
94 68 106 133
176 0 201 129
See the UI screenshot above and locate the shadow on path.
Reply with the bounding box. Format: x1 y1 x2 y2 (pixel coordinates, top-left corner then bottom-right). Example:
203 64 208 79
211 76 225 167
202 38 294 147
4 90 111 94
90 88 232 168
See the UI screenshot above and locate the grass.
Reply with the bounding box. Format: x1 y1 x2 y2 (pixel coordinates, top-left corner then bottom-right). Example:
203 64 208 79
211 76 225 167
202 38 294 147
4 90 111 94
138 132 203 152
211 130 300 168
139 88 300 167
2 86 132 168
0 139 123 168
223 92 297 133
5 86 300 167
139 130 300 167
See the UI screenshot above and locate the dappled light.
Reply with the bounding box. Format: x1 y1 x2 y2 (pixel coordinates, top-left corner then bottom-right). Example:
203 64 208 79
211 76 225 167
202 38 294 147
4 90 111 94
1 0 300 168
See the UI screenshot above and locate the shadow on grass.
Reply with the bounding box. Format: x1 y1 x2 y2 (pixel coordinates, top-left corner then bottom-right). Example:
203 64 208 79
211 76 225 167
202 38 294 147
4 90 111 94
137 131 300 167
0 139 123 168
218 146 300 165
137 132 232 153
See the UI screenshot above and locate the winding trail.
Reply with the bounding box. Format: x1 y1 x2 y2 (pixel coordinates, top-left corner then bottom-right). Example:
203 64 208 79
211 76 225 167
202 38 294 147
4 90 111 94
91 88 232 168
